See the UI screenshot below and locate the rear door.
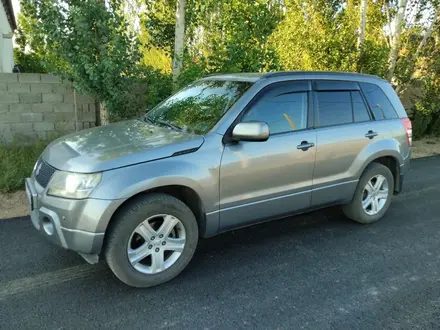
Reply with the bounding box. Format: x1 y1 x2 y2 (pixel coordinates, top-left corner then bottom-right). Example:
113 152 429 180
311 80 377 207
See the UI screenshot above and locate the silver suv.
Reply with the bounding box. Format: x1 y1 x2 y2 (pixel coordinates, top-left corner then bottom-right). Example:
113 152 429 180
26 72 412 287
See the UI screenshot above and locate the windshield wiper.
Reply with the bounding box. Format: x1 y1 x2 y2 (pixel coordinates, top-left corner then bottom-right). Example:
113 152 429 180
141 115 182 131
142 114 154 124
157 119 182 131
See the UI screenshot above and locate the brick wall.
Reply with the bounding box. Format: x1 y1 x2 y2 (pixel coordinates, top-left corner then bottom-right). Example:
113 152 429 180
0 73 97 143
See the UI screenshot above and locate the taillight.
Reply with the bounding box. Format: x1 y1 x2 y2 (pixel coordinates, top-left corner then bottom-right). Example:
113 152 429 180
401 118 412 146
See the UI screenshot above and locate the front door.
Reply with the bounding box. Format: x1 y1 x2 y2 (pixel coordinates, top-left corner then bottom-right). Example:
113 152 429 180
219 81 317 231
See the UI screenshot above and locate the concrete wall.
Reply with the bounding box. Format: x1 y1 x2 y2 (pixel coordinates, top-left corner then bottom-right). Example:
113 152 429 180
0 3 14 73
0 73 96 143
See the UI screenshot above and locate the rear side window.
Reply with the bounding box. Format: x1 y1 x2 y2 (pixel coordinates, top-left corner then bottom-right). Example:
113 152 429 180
352 91 371 122
316 91 352 126
359 82 398 120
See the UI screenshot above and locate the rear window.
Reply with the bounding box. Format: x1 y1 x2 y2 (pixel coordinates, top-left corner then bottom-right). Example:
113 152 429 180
352 91 371 122
316 91 353 126
359 83 398 120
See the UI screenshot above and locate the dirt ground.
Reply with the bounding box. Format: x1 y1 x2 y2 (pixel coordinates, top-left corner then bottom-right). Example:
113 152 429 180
0 190 30 219
411 137 440 158
1 138 440 220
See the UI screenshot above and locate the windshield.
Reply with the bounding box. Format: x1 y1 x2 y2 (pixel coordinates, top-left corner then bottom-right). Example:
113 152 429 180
145 80 252 134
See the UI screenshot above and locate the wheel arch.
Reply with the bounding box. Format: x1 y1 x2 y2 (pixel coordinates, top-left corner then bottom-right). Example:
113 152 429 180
371 156 400 193
360 154 402 194
103 185 209 246
354 137 404 194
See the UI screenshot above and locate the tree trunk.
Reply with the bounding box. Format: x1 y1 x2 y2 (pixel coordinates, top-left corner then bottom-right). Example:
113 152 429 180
97 102 109 126
395 7 438 93
413 10 437 60
172 0 186 90
384 0 392 47
358 0 367 49
387 0 408 81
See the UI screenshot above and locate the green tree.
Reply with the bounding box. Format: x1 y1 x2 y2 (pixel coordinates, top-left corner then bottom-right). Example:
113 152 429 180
270 0 392 77
143 0 176 51
187 0 283 73
394 2 439 92
387 0 409 80
139 26 172 74
270 0 360 72
407 5 440 137
18 0 440 138
13 8 64 73
141 0 283 85
20 0 141 121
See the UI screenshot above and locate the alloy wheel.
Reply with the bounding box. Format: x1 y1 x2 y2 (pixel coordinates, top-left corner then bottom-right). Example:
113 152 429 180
362 174 389 216
127 214 186 274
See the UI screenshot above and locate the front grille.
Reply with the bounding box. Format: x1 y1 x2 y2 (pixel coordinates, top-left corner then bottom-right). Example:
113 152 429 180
35 159 56 188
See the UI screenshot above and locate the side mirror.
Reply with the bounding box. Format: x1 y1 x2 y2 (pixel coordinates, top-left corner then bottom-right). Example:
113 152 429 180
232 122 269 142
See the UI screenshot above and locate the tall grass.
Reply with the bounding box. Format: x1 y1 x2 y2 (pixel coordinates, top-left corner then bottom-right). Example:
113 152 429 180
0 139 53 193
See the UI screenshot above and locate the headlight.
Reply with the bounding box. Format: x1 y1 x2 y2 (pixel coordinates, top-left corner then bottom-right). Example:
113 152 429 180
47 171 102 199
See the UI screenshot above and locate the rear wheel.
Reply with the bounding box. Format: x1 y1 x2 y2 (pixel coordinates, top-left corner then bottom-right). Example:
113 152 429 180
105 193 198 287
343 163 394 224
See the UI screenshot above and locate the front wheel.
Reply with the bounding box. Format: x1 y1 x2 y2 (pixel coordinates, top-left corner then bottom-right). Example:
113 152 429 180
104 193 198 287
343 163 394 224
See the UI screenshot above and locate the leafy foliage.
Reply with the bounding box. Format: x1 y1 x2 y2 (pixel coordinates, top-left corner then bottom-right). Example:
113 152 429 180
19 0 142 119
15 0 440 137
412 57 440 137
13 48 48 73
186 0 283 73
140 0 283 82
13 10 62 73
270 0 390 75
0 137 57 193
139 66 173 110
143 0 177 51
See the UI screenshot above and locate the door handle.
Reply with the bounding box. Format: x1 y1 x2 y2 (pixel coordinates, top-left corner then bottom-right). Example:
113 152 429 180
297 141 315 151
365 130 378 139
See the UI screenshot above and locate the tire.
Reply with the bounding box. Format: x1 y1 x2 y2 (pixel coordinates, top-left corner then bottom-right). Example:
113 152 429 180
343 162 394 224
104 193 198 288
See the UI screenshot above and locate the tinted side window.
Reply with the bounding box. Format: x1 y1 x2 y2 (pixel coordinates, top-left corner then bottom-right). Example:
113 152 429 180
352 91 371 122
316 91 352 126
359 82 398 120
242 85 308 134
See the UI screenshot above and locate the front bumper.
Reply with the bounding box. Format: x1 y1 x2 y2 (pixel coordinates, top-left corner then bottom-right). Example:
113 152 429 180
25 177 121 254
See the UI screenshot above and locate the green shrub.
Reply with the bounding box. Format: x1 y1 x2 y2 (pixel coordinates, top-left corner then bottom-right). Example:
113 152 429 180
411 76 440 139
141 66 173 110
0 139 54 193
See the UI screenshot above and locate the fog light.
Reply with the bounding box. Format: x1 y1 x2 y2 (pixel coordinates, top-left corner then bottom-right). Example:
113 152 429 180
42 217 54 235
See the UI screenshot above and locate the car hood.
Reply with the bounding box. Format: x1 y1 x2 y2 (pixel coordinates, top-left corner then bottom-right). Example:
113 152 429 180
42 120 204 173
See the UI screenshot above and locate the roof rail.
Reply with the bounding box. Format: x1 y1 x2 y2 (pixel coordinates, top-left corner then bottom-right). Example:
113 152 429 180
261 71 382 80
203 73 223 77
